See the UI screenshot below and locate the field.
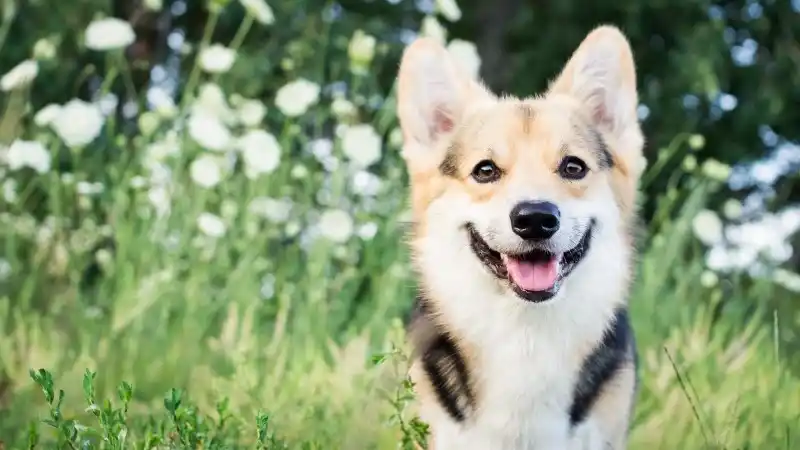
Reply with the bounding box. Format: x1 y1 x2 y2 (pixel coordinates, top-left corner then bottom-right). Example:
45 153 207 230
1 5 800 449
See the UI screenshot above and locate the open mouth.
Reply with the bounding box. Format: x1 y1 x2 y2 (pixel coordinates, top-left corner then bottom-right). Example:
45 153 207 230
466 220 595 302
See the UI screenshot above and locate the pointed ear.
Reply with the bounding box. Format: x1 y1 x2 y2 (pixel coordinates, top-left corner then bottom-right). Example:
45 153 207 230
548 26 644 177
396 37 494 171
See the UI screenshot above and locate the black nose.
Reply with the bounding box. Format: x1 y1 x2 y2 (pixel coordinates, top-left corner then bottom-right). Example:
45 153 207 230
510 201 561 240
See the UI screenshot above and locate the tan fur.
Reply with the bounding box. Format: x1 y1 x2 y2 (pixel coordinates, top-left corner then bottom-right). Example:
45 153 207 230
581 363 637 449
397 25 644 450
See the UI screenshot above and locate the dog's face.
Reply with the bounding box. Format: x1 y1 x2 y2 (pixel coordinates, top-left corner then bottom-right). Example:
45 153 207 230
397 26 645 303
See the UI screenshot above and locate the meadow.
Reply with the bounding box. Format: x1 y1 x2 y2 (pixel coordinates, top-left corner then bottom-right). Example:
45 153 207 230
1 1 799 448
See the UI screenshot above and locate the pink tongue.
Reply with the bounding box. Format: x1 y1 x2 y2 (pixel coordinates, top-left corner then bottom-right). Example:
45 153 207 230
502 255 559 292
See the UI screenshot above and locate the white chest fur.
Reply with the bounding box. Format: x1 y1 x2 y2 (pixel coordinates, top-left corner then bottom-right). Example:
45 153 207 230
434 330 577 449
421 322 610 450
415 220 628 450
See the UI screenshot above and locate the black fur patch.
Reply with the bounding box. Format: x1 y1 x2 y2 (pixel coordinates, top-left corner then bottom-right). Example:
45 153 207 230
439 145 460 177
408 295 475 422
588 127 614 170
568 307 632 427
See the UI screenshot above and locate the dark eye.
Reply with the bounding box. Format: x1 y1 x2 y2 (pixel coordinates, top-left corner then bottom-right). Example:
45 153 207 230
558 156 588 180
471 159 502 183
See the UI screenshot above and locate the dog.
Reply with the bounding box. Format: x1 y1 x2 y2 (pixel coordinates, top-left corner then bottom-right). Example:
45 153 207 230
395 25 645 450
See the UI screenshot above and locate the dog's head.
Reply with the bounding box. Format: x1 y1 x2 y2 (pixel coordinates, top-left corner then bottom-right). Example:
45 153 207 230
396 26 644 303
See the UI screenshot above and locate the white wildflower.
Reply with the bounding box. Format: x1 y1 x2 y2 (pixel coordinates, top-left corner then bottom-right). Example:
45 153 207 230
335 123 348 139
348 30 376 68
765 241 793 264
129 176 147 189
682 155 697 172
724 210 800 267
447 39 481 80
357 222 378 240
1 59 38 91
76 181 104 196
154 98 177 119
146 161 172 188
198 44 236 74
144 134 180 168
341 124 382 168
193 83 234 122
220 200 239 220
187 112 231 151
274 78 320 117
436 0 462 21
137 111 160 136
190 155 224 188
692 209 724 246
237 99 267 127
240 0 275 25
331 97 356 120
421 16 447 44
351 170 382 196
319 209 354 243
237 130 281 178
33 104 62 127
333 246 348 260
388 127 403 148
197 213 226 238
33 38 57 60
285 221 301 237
144 0 163 11
700 270 718 288
3 179 17 203
148 86 177 117
97 93 120 116
773 268 800 293
311 137 339 172
122 100 139 118
147 186 171 216
260 274 276 299
310 138 333 160
50 99 105 147
688 134 706 150
230 93 245 104
290 164 309 179
7 140 51 174
0 258 10 281
84 18 136 51
248 196 293 223
722 199 743 220
701 159 731 182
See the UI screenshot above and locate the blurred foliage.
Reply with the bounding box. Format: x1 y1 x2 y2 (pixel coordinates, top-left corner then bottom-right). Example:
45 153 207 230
3 0 799 221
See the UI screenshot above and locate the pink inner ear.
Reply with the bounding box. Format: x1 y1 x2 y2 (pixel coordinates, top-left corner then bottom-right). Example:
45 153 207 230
592 103 609 126
588 93 615 130
428 108 454 141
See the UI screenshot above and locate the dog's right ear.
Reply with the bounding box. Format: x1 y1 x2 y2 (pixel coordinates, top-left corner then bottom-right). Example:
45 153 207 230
396 38 494 172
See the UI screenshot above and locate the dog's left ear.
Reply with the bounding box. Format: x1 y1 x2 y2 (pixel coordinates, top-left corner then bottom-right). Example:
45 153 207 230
548 26 644 178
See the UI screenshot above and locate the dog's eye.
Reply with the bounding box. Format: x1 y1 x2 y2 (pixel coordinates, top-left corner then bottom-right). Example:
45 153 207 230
558 156 588 180
471 160 502 183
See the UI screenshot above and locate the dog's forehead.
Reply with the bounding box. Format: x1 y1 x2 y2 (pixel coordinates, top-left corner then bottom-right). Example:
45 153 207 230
456 99 611 170
457 99 586 154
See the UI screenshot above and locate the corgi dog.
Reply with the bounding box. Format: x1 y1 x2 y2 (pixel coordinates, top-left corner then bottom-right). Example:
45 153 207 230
395 25 644 450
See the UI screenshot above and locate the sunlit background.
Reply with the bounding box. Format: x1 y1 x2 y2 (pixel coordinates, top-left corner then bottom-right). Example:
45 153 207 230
0 0 799 448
